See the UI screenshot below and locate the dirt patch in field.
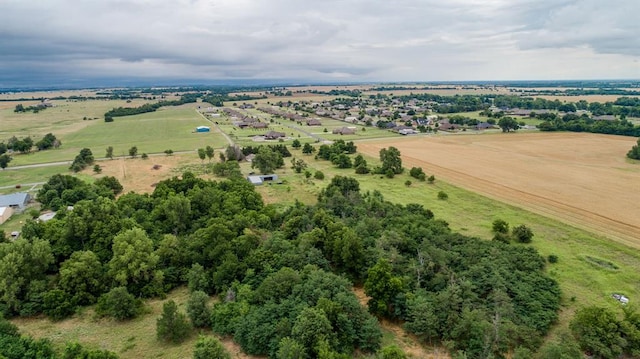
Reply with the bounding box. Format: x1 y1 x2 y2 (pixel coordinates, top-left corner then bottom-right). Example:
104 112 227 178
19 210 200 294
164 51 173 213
89 155 190 194
358 132 640 249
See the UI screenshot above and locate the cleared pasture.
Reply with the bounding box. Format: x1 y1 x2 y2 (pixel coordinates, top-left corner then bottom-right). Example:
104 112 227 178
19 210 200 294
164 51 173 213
357 132 640 249
7 104 228 166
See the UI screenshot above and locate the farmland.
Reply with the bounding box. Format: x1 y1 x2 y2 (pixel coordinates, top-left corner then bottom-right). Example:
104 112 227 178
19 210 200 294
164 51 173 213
358 132 640 249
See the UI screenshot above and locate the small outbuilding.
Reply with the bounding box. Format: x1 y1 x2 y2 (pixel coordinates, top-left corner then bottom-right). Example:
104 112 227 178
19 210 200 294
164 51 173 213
0 192 31 211
196 126 210 132
0 206 13 225
247 174 279 185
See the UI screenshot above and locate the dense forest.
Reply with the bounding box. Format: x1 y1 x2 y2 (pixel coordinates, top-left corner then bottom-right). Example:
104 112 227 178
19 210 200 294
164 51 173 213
0 162 569 358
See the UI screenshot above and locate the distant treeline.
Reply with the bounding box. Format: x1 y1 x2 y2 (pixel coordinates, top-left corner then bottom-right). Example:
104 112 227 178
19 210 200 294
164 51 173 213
103 93 200 121
538 114 640 136
201 93 267 107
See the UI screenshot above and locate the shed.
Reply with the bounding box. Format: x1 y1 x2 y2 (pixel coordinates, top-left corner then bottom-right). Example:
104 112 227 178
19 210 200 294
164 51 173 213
196 126 210 132
0 206 13 225
0 192 31 211
247 174 279 185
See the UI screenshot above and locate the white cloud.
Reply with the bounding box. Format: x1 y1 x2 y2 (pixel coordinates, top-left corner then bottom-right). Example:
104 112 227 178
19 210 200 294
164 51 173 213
0 0 638 86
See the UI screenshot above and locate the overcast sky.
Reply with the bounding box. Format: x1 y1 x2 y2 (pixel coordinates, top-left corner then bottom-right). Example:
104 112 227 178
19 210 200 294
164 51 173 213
0 0 638 87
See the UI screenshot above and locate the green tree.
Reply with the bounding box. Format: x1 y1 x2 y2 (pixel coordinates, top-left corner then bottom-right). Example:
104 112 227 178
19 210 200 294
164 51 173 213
157 300 192 344
292 307 334 354
570 306 626 359
332 154 353 168
277 337 306 359
364 259 406 317
93 164 102 174
379 147 403 175
437 191 448 200
108 228 161 296
0 238 54 314
292 139 302 149
42 289 75 320
314 170 325 180
141 153 148 159
95 286 142 320
165 149 174 156
197 148 206 163
193 335 230 359
59 250 105 305
427 175 435 184
627 138 640 160
409 167 426 181
302 143 315 155
252 146 284 174
291 158 308 173
492 219 510 234
129 146 138 158
0 154 11 170
70 148 95 172
186 290 211 328
205 145 215 162
106 146 114 159
498 117 519 132
512 224 534 243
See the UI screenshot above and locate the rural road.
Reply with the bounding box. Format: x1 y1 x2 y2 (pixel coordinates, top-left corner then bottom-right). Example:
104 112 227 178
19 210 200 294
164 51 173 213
4 150 198 171
196 109 235 146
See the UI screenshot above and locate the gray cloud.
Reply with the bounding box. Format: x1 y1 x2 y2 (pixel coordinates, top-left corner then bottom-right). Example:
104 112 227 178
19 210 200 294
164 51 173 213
0 0 638 86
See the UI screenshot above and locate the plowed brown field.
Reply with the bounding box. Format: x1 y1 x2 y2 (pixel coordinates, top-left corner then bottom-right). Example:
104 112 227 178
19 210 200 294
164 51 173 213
358 132 640 248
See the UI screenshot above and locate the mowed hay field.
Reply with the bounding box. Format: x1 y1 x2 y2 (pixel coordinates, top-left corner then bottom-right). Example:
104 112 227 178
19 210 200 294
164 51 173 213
358 132 640 249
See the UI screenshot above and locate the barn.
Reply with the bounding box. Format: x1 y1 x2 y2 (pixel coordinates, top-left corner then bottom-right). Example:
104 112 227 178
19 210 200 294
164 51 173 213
196 126 210 133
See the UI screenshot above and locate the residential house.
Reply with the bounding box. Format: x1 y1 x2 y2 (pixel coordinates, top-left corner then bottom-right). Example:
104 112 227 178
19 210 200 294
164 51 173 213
251 122 269 129
306 118 322 126
332 127 356 135
264 131 286 140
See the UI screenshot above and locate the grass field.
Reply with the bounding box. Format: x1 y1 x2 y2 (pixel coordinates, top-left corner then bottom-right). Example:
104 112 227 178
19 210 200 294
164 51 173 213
7 103 228 166
0 164 69 189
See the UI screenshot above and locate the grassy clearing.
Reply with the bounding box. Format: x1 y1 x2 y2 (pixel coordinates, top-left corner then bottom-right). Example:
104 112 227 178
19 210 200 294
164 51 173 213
12 287 230 359
0 165 70 189
8 104 228 166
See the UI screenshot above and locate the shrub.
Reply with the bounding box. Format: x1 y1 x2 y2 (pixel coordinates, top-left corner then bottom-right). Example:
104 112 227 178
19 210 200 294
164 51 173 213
548 254 559 264
404 180 412 187
437 191 448 200
193 335 231 359
492 219 510 234
379 345 407 359
157 300 192 344
513 224 534 243
95 287 142 320
187 291 211 328
314 171 325 180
